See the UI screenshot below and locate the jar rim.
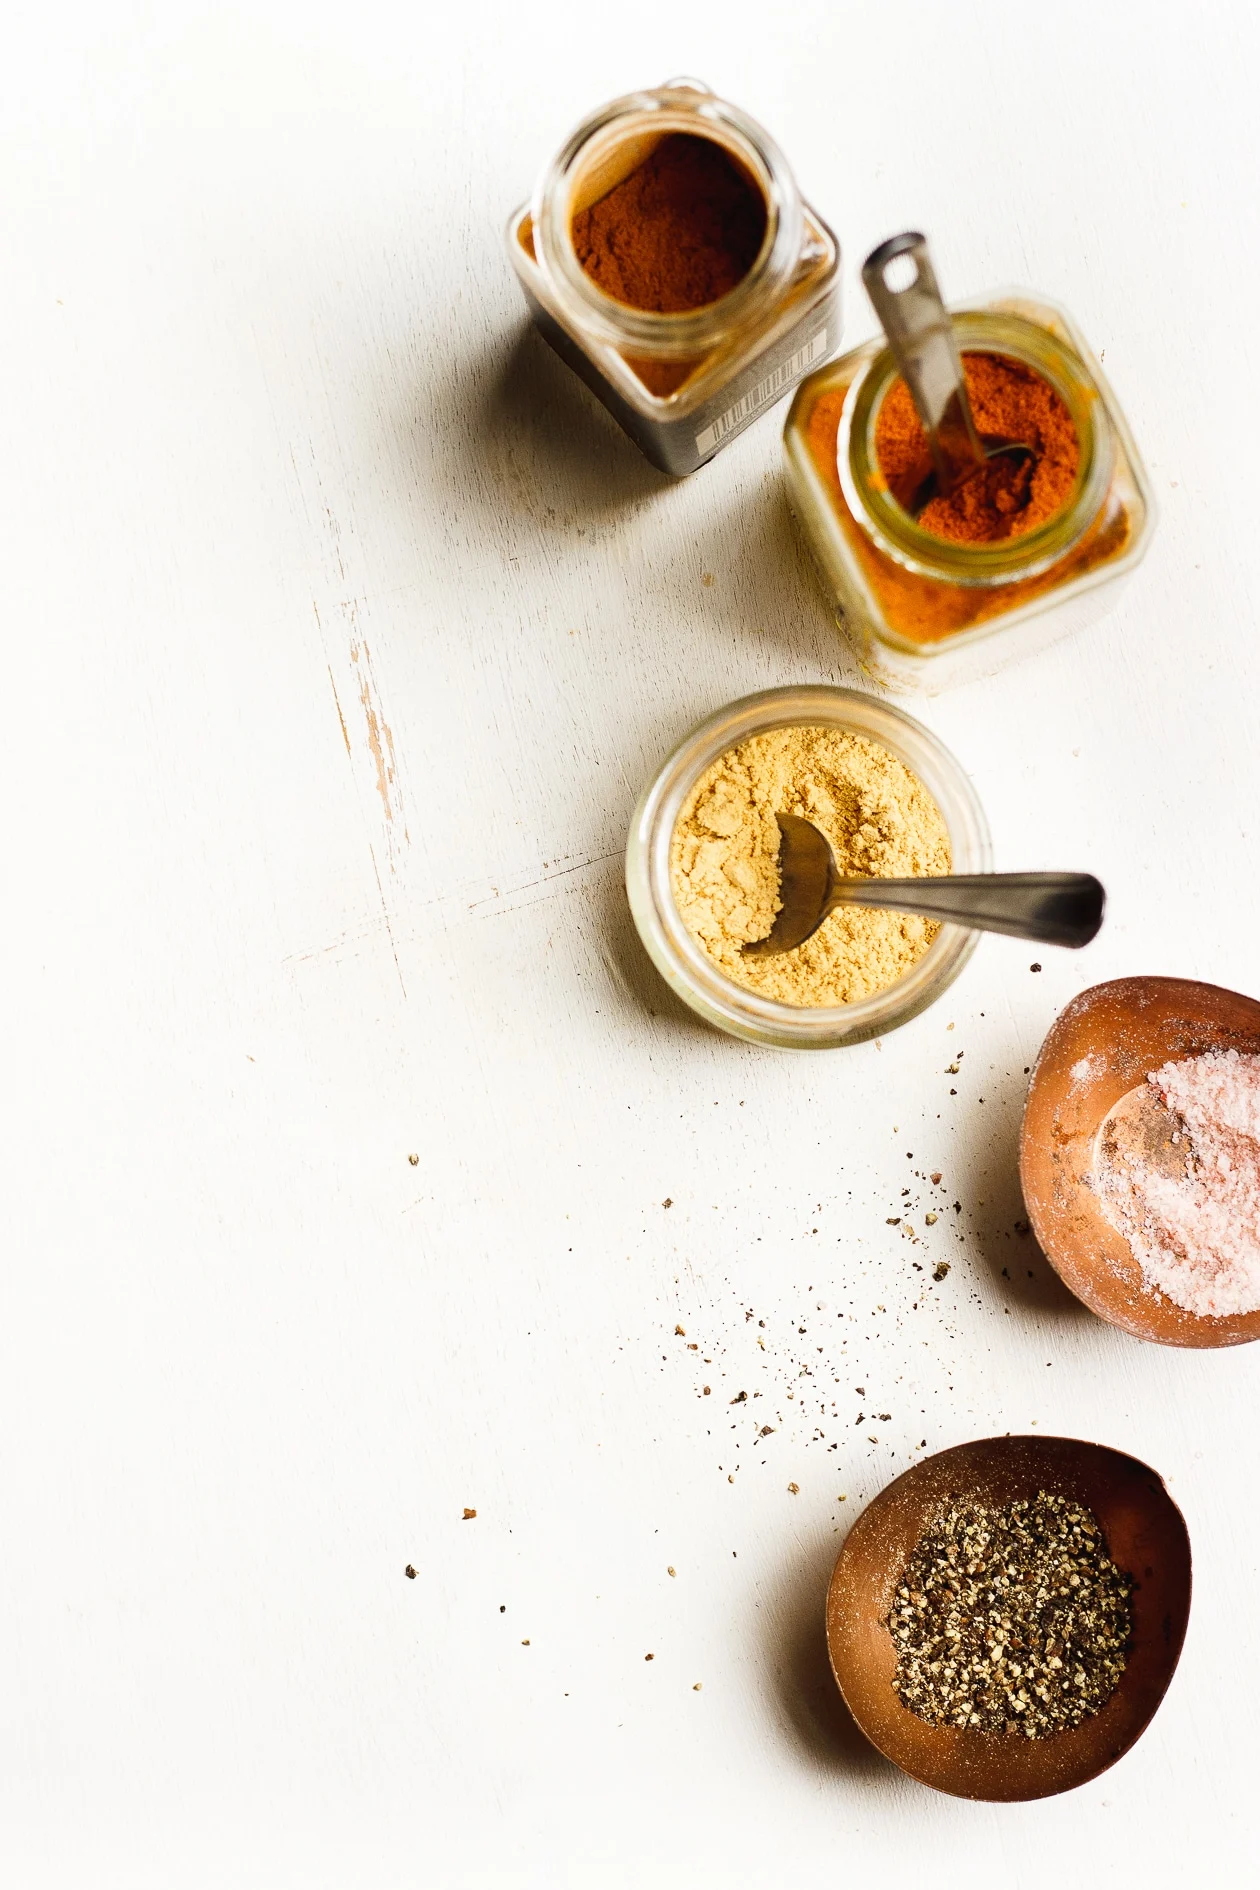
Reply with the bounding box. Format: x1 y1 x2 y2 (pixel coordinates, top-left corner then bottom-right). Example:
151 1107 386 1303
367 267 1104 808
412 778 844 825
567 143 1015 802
838 310 1115 586
625 686 991 1049
532 82 804 357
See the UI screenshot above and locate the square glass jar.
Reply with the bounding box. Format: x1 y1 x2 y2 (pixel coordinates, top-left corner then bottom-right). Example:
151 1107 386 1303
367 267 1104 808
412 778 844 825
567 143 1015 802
507 79 841 477
783 293 1156 692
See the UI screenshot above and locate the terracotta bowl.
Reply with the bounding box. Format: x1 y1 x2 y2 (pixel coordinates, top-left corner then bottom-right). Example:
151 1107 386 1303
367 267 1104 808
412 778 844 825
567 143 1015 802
1021 976 1260 1347
825 1434 1191 1801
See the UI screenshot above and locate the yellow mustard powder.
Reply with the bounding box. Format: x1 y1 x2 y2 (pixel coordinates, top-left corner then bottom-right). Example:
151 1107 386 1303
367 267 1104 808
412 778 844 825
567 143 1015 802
669 724 951 1007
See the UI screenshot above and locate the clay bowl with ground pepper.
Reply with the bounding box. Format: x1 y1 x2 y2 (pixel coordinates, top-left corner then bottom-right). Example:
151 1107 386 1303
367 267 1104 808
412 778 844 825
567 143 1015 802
1021 976 1260 1346
825 1434 1191 1801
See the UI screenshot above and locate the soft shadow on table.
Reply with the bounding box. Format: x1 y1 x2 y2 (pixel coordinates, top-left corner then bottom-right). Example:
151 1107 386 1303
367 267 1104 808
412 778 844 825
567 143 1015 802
593 862 736 1049
721 482 867 681
762 1532 892 1782
953 1089 1093 1325
389 317 866 684
452 324 672 520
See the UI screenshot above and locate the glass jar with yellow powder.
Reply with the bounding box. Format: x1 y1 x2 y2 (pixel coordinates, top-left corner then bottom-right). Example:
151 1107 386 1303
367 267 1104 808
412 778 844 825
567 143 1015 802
625 686 990 1049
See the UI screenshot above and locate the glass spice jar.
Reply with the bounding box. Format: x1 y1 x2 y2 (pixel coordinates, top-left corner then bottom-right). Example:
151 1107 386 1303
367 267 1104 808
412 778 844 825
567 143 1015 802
783 293 1156 692
625 685 990 1050
506 79 841 477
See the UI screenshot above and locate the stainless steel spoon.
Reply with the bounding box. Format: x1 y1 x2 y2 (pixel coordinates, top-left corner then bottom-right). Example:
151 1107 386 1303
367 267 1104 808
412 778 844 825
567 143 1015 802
861 232 1033 516
742 814 1104 958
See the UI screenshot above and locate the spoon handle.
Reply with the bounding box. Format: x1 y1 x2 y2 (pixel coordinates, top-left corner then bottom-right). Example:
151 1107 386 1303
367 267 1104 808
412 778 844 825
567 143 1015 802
826 872 1105 949
861 232 985 494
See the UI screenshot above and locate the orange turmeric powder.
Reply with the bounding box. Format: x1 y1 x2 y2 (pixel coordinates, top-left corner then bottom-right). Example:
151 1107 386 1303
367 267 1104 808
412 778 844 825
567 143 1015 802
802 380 1128 645
570 133 767 400
571 133 766 314
874 353 1080 545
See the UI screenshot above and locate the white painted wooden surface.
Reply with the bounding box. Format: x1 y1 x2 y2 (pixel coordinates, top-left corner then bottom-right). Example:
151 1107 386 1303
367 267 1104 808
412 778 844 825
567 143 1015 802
4 3 1258 1883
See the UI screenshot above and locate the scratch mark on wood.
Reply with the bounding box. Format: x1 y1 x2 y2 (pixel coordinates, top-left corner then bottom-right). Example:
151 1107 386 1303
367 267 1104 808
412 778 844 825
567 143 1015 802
323 503 346 583
350 633 409 854
309 595 409 996
468 852 621 913
283 853 619 967
368 841 407 998
315 596 410 875
327 664 352 757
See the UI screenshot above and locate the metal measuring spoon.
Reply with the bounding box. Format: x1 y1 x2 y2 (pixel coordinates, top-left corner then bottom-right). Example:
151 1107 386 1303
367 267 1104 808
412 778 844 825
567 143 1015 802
742 814 1104 957
861 232 1033 516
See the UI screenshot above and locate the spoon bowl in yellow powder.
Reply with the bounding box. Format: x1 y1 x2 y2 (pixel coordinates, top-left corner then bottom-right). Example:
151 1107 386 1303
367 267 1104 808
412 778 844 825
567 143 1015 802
671 724 950 1007
626 686 990 1049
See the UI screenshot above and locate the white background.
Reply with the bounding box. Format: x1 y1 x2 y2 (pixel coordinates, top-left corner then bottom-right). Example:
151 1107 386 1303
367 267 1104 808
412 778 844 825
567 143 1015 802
4 2 1258 1883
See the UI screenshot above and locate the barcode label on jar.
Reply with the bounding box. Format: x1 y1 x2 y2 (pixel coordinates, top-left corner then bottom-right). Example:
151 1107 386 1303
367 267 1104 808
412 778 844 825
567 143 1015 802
694 327 831 455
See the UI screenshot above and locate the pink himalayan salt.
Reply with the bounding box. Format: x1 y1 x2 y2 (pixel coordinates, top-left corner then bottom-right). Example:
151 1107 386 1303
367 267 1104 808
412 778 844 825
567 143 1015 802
1093 1047 1260 1318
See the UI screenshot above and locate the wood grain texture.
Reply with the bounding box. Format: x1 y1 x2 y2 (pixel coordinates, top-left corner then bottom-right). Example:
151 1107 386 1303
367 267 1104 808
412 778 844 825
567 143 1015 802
2 1 1258 1883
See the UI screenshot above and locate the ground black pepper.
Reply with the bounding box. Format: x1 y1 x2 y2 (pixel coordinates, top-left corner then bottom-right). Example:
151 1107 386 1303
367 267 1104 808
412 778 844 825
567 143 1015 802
888 1490 1132 1737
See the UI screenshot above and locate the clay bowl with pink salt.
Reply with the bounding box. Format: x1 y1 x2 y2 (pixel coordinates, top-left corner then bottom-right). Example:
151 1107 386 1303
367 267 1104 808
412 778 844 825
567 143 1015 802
1021 975 1260 1347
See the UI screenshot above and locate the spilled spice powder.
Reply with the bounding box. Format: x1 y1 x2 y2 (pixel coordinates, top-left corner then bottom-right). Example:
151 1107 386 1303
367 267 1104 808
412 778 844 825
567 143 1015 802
571 132 767 314
875 353 1080 545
